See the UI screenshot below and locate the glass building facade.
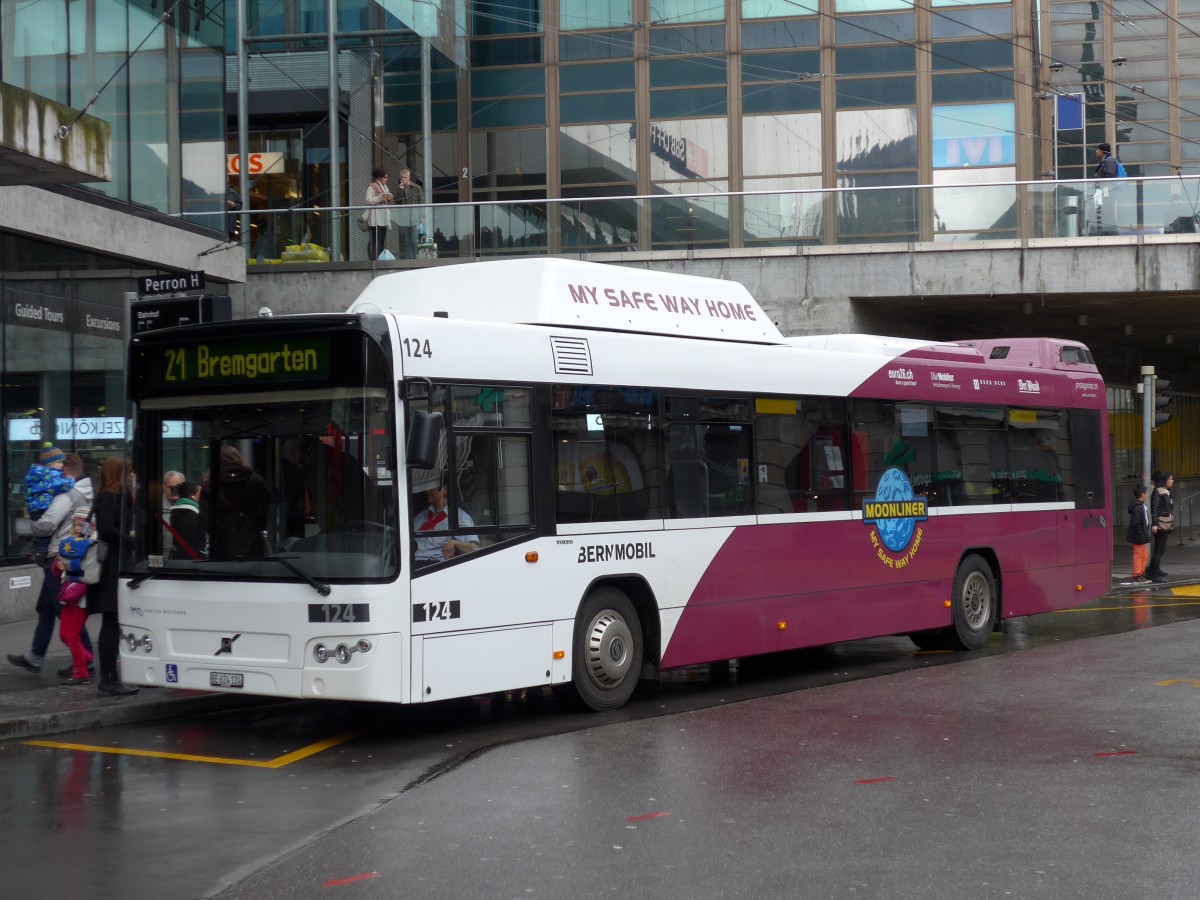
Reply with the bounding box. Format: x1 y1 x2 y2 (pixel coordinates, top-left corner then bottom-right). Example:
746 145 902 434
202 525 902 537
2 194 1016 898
222 0 1200 253
0 0 229 567
1 0 227 218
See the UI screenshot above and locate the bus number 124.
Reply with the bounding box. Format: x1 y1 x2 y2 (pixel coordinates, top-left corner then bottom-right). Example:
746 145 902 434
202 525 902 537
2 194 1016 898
402 338 432 358
413 600 461 623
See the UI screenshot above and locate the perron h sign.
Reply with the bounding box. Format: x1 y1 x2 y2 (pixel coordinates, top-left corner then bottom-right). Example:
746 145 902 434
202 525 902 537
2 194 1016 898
138 271 206 295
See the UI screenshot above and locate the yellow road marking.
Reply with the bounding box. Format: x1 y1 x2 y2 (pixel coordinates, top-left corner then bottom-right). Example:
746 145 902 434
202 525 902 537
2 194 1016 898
24 729 364 767
1060 597 1200 614
1156 680 1200 687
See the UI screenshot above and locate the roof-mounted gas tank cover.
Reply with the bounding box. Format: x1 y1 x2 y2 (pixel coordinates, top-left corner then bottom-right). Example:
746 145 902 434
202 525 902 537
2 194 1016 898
958 338 1099 372
348 258 786 344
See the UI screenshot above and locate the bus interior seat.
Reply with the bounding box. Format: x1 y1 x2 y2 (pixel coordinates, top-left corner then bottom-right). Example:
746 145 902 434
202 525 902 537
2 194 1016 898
670 457 709 518
755 483 792 515
555 490 594 523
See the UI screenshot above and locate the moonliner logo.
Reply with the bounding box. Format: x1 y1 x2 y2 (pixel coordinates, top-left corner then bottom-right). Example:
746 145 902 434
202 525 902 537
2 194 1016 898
1018 378 1041 394
862 467 927 570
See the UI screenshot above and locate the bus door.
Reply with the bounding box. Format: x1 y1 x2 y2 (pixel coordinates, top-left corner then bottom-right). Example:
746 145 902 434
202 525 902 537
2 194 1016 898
1069 409 1108 565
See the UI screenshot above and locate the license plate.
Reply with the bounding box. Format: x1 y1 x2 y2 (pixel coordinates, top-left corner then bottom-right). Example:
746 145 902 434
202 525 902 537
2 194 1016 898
209 671 244 688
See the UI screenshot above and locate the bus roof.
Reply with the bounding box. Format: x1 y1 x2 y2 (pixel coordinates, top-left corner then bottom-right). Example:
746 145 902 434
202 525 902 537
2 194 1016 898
347 258 786 344
785 333 985 363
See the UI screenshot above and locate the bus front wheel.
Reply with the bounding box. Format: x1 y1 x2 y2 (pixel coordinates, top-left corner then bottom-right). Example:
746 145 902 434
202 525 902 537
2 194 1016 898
571 587 643 712
947 554 997 651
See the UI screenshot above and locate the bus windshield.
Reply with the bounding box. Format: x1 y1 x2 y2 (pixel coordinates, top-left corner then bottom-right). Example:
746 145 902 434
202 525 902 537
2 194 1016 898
130 386 398 583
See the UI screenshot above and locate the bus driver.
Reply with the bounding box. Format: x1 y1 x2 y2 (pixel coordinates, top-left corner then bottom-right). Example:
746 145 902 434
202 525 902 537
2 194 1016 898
413 477 478 566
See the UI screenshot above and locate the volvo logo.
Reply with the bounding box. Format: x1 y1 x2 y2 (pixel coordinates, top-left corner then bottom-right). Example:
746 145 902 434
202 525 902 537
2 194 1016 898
215 634 241 656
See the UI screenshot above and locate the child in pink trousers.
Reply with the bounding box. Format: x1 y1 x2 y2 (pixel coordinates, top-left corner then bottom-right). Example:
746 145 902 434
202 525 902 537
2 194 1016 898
53 512 95 685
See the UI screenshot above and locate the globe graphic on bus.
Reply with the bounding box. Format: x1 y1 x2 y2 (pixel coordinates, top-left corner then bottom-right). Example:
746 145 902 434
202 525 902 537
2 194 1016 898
874 467 917 553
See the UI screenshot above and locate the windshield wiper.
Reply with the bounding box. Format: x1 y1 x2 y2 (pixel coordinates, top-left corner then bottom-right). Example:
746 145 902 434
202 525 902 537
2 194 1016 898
128 556 331 596
127 568 162 590
262 555 332 595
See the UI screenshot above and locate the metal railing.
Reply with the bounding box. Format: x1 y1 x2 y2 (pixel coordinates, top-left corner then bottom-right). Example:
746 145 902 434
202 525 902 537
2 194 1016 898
1175 488 1199 547
182 173 1200 264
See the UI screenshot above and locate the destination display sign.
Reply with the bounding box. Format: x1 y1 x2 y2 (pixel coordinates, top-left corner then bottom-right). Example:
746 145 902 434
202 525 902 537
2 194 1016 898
140 336 332 391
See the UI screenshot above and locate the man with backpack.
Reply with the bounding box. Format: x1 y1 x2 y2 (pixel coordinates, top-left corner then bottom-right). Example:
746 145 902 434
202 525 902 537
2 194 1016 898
7 452 94 677
1095 142 1123 178
1092 142 1126 233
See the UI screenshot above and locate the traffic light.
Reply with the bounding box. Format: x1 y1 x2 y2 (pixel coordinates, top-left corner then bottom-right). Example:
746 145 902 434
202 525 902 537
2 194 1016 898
1152 376 1171 428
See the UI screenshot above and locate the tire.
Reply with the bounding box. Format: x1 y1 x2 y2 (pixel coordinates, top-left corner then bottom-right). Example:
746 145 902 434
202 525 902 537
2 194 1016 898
570 586 643 712
946 554 997 651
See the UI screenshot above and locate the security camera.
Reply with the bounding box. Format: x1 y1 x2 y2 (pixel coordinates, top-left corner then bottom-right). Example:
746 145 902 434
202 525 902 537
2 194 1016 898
258 306 273 318
1113 56 1127 66
1049 62 1064 72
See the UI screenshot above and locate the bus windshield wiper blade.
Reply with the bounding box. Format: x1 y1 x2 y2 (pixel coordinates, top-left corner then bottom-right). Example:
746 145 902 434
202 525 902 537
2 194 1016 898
129 557 331 595
263 556 332 595
127 569 162 590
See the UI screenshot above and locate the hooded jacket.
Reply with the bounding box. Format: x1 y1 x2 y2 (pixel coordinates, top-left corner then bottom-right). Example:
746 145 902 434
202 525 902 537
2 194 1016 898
31 477 94 558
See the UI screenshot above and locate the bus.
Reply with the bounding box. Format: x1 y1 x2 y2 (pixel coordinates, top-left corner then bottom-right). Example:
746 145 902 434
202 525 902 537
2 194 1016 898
119 259 1111 711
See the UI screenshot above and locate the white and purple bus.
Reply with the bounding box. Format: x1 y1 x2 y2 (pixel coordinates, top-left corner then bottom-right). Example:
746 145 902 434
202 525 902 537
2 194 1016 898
119 259 1111 710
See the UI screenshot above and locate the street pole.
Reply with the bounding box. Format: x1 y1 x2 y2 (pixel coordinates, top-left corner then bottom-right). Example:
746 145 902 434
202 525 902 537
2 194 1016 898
1141 364 1154 496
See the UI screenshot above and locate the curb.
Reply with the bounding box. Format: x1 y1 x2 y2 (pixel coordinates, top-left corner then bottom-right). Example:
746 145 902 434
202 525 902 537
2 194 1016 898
0 691 252 742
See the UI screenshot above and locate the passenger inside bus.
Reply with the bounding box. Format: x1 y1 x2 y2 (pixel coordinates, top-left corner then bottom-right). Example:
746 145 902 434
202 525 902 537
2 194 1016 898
212 446 271 560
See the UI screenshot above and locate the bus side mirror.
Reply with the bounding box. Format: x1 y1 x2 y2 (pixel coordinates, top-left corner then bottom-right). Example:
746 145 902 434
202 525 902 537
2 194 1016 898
406 411 443 470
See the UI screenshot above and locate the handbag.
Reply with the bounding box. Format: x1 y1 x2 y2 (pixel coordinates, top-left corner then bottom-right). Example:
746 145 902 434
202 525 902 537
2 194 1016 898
356 210 370 232
1157 513 1174 533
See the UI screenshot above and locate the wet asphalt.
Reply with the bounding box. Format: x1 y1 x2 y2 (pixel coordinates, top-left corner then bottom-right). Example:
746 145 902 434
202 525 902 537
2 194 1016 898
2 537 1200 898
218 616 1200 899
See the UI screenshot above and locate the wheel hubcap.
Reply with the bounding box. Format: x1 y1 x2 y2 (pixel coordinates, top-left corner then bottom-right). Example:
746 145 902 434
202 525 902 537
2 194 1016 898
962 571 991 631
585 609 633 689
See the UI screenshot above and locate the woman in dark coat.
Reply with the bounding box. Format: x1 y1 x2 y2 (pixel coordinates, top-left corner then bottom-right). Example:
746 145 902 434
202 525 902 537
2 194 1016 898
1147 471 1175 582
89 455 138 696
214 446 271 560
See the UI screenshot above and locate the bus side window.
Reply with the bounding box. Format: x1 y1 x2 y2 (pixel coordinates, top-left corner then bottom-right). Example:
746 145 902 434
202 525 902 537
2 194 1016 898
552 385 662 524
755 397 848 513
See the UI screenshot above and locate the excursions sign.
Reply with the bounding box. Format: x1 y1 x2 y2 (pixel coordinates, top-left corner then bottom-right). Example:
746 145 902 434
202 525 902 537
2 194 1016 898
5 295 124 338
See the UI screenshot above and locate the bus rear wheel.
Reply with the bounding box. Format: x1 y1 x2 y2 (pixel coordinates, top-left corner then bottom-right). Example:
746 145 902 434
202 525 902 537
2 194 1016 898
947 554 997 651
571 587 643 712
